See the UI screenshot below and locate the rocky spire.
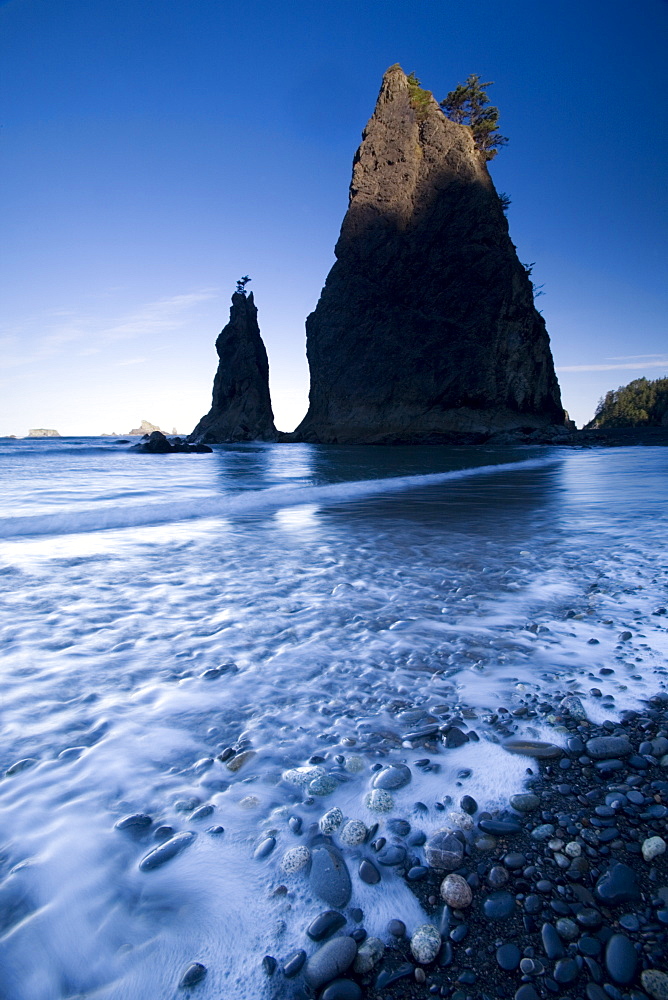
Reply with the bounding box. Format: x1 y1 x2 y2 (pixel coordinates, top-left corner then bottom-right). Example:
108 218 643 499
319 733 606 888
190 292 277 443
293 65 564 443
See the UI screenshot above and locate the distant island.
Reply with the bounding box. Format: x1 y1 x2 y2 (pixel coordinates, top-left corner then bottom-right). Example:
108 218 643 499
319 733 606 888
28 428 60 437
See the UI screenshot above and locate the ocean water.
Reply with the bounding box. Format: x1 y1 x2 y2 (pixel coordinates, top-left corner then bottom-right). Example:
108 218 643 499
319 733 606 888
0 437 667 999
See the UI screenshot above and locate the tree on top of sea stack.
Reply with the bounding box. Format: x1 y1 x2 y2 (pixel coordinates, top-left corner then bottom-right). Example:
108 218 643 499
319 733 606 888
440 73 508 161
189 279 277 444
292 64 564 444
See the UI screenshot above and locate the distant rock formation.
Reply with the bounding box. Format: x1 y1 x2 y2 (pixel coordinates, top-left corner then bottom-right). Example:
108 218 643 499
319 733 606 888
131 431 212 454
28 428 60 437
190 292 277 443
293 65 564 443
129 419 162 436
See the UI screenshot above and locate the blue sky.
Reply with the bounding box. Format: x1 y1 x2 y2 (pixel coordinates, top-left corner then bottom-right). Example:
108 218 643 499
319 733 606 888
1 0 666 435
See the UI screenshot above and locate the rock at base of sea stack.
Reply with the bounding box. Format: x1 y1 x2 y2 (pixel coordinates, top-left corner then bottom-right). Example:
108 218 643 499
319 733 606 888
190 292 277 444
292 64 564 444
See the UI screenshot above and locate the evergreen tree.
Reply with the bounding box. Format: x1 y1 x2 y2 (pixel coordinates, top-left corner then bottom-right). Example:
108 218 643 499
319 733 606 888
588 376 668 428
440 74 508 160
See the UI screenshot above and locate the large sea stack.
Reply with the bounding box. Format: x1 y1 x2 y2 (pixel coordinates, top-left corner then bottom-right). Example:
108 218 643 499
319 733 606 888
294 65 564 443
190 292 277 443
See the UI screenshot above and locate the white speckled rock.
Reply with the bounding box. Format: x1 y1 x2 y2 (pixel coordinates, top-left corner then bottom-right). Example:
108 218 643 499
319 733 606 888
280 847 311 874
410 924 441 964
238 795 260 809
642 836 666 862
440 874 472 908
282 765 325 787
447 810 474 831
642 970 668 1000
344 755 365 773
310 774 338 796
353 936 385 974
564 841 581 858
319 808 344 834
339 819 368 846
364 789 393 812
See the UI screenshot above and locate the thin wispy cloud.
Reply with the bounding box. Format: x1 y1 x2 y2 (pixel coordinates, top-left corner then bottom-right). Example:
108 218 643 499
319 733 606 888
1 289 219 369
558 355 668 373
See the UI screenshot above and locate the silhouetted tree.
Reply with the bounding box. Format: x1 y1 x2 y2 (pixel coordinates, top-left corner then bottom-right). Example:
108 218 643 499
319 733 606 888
440 74 508 160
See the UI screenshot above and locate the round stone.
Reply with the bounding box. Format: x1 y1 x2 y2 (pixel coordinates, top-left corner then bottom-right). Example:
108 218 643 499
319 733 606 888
554 957 580 983
352 936 384 974
311 774 338 796
440 874 472 908
642 836 666 862
509 793 540 812
555 918 578 940
483 891 515 919
339 819 367 846
388 919 406 938
115 813 152 831
447 810 474 831
605 934 637 985
138 832 196 872
280 846 311 874
306 911 347 942
496 943 521 970
410 924 441 964
488 865 509 888
238 795 260 809
344 756 365 773
377 845 406 866
503 739 562 759
282 765 325 787
479 819 521 835
642 970 668 1000
424 830 464 869
595 862 640 904
364 789 393 812
311 846 352 907
359 859 380 884
178 963 207 988
565 841 581 858
304 937 357 990
372 763 412 789
531 824 555 841
253 837 276 860
319 808 344 834
586 736 631 759
321 981 362 1000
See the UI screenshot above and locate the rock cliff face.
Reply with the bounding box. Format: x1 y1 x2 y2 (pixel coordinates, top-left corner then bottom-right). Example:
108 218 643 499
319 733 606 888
294 65 564 443
190 292 277 443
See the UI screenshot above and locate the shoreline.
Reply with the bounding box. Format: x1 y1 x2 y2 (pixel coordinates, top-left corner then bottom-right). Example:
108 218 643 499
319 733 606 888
269 695 668 1000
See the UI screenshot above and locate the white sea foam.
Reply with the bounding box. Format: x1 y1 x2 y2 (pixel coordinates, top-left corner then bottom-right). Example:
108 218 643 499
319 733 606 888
1 443 667 999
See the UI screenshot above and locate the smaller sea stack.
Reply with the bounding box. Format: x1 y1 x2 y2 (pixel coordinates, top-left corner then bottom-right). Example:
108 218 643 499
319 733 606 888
190 292 277 443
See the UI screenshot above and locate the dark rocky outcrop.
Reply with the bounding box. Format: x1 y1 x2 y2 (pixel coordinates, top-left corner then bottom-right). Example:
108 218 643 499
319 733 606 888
190 292 277 443
131 431 212 454
293 65 564 444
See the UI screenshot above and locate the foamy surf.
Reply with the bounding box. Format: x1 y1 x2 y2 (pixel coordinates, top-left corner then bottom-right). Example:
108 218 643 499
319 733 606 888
1 442 667 999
